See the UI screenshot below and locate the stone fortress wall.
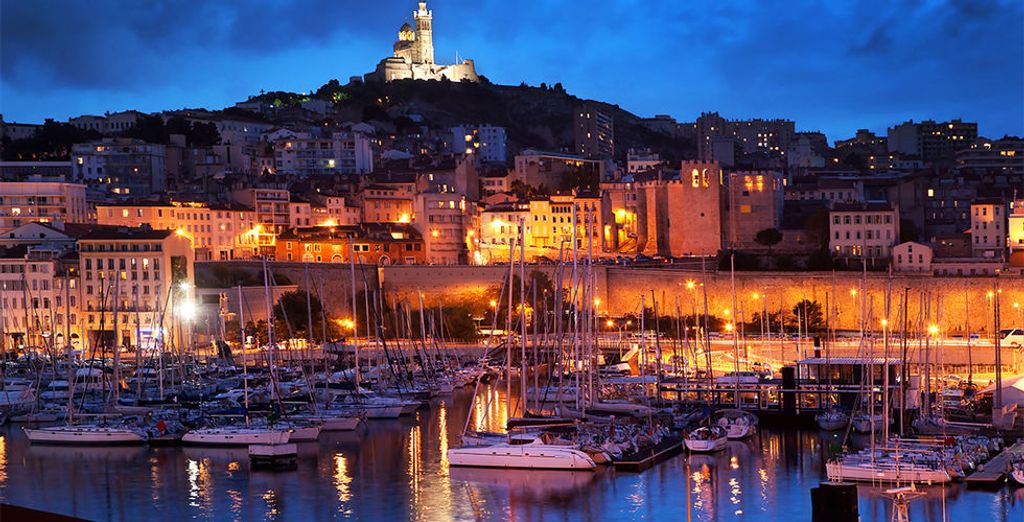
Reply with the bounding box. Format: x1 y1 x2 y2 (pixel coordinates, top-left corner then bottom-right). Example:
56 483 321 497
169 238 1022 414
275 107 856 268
198 262 1024 333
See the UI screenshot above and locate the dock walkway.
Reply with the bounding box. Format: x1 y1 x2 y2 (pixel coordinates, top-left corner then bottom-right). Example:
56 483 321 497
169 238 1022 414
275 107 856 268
965 440 1024 487
613 436 684 472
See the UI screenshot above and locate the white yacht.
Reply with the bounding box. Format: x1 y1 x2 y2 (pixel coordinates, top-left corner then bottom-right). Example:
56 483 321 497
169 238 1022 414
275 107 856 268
24 425 147 445
182 427 291 446
825 459 952 484
447 439 596 470
714 409 758 439
291 411 365 431
684 426 729 452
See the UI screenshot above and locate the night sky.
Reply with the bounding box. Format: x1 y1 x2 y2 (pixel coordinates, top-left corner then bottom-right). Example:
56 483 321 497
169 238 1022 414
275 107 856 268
2 0 1022 142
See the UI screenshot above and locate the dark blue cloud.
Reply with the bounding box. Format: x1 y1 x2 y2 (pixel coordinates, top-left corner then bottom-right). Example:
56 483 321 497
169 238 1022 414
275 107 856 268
2 0 1021 141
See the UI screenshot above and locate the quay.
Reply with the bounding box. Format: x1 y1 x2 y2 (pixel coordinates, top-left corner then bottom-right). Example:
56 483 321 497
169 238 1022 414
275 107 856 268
964 439 1024 487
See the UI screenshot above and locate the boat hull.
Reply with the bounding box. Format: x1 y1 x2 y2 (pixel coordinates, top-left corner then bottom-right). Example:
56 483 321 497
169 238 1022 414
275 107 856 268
299 414 363 431
24 427 146 446
1011 469 1024 486
825 461 952 484
182 429 291 446
447 444 596 470
287 425 321 442
365 406 403 419
684 437 728 452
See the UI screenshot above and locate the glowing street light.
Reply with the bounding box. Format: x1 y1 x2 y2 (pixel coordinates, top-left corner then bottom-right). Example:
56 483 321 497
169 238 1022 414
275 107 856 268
880 318 889 327
489 299 497 309
685 280 696 290
606 319 615 328
725 323 734 332
928 324 939 336
178 299 198 322
849 288 858 298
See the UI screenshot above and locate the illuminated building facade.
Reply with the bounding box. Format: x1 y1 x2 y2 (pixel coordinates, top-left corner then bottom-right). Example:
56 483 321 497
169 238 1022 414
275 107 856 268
726 171 784 250
276 224 424 265
828 202 899 260
369 2 478 83
77 226 194 349
0 181 90 230
970 198 1007 259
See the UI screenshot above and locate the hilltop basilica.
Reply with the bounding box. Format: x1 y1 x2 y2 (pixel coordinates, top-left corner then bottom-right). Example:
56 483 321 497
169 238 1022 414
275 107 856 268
366 2 479 83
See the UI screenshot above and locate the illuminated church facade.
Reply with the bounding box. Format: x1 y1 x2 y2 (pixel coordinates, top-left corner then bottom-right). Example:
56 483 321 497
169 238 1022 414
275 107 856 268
368 2 479 83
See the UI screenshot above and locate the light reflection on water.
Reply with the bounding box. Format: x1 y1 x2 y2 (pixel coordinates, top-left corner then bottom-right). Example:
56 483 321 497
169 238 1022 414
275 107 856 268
0 383 1019 521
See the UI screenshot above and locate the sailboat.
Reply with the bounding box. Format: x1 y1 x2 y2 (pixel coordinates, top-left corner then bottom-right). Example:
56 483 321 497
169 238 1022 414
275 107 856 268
26 281 149 446
683 425 728 452
24 425 148 445
714 409 758 439
815 408 850 431
181 427 292 446
825 456 952 484
447 432 597 471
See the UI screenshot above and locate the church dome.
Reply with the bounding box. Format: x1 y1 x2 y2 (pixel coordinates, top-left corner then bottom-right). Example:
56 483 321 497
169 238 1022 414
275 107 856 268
398 23 414 41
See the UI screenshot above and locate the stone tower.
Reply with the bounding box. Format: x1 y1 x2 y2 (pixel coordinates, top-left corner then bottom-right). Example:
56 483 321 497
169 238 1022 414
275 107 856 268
414 1 434 64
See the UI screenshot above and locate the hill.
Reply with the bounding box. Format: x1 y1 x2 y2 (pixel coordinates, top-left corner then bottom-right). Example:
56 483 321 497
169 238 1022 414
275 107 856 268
249 78 695 163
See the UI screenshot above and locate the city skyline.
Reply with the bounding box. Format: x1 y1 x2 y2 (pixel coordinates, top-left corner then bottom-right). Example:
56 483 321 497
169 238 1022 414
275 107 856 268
2 0 1023 140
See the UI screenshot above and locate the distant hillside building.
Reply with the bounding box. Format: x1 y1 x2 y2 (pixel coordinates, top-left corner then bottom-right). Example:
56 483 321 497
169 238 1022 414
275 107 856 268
451 125 506 163
695 112 795 162
887 119 977 161
513 149 603 190
956 138 1024 175
970 198 1006 259
272 131 373 176
828 202 899 261
71 138 166 196
0 181 90 230
574 104 614 159
368 2 478 83
892 241 933 273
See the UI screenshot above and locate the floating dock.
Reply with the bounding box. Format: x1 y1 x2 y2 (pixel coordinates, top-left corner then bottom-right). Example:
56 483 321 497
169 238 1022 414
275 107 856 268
964 440 1024 487
613 436 684 472
249 443 298 470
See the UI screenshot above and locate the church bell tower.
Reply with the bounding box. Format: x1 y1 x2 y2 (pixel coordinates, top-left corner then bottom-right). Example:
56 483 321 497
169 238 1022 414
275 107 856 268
414 1 434 64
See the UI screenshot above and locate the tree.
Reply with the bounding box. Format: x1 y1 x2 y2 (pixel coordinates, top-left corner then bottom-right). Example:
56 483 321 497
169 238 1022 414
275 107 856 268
484 270 558 330
792 299 825 332
754 228 784 255
272 291 336 340
1 119 101 161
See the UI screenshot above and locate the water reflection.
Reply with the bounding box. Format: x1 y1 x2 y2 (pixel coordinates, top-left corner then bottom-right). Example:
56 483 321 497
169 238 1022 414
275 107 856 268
0 435 6 501
332 453 352 517
0 384 1016 521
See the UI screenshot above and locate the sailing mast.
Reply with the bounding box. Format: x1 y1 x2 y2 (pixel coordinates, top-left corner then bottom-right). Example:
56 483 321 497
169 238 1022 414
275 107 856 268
519 218 527 414
505 235 514 422
730 253 739 408
349 239 360 391
237 285 249 422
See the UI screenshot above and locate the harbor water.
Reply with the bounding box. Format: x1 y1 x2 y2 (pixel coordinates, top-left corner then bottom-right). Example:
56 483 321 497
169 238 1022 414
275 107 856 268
0 385 1020 521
